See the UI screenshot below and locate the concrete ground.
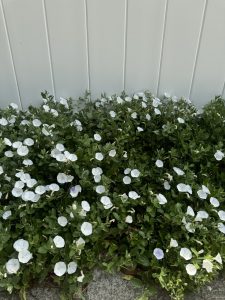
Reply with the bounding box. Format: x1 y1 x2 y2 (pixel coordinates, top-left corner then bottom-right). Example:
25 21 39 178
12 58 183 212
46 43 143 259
0 270 225 300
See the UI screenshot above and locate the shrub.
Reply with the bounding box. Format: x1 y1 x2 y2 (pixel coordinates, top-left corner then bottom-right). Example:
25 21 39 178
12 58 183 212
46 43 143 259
0 91 225 300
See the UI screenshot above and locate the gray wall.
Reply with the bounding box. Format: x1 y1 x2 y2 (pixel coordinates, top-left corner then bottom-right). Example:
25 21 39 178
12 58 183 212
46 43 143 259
0 0 225 109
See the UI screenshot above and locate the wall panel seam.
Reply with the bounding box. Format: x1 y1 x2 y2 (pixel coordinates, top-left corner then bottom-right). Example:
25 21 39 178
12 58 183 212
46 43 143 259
156 0 169 97
0 0 23 109
188 0 208 101
84 0 91 98
42 0 56 99
123 0 128 92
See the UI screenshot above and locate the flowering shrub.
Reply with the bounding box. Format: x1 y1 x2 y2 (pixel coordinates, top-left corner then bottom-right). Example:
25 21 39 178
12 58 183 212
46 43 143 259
0 91 225 300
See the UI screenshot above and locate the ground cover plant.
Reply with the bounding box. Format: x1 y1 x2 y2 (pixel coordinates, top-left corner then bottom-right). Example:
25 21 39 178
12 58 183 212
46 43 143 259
0 91 225 300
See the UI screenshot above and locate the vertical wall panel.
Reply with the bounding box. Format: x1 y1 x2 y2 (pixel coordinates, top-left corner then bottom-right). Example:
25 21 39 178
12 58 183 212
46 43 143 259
45 0 88 101
87 0 125 98
125 0 166 95
158 0 205 99
0 1 20 108
2 0 53 108
190 0 225 107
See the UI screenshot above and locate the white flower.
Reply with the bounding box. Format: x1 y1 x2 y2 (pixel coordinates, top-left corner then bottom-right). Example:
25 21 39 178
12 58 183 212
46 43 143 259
124 168 131 174
94 133 101 141
214 150 224 161
57 173 68 184
146 113 151 121
13 141 23 149
177 183 192 194
67 262 77 274
94 175 101 183
137 127 144 132
56 153 66 162
152 98 161 107
70 185 82 197
202 259 213 273
32 119 42 127
0 117 8 125
173 167 184 176
21 120 30 125
131 112 137 119
177 117 185 124
23 159 33 166
81 201 90 212
67 175 74 182
202 185 210 194
18 250 32 263
49 183 60 192
15 181 25 189
22 191 36 202
6 259 20 274
95 152 104 161
210 197 220 207
12 187 23 197
5 151 13 157
131 169 140 178
109 149 116 157
156 193 167 205
57 216 68 227
54 262 67 276
0 166 3 175
81 222 92 236
92 167 103 176
164 92 170 98
27 179 37 188
53 236 65 248
51 109 58 117
68 153 77 161
23 138 34 146
95 185 105 194
35 185 46 195
128 191 140 200
13 239 29 252
77 270 85 282
153 248 164 260
125 96 132 102
123 176 131 184
60 97 69 108
17 146 29 156
109 111 116 118
186 206 195 217
141 102 147 108
180 248 192 260
214 253 222 264
163 181 171 190
197 190 207 200
125 215 133 223
55 143 64 152
116 96 123 104
218 223 225 234
155 160 163 168
218 210 225 221
186 264 197 276
4 138 12 146
154 108 161 115
2 210 12 220
76 237 85 247
100 196 113 209
10 102 18 109
170 238 178 248
185 222 195 233
195 210 209 221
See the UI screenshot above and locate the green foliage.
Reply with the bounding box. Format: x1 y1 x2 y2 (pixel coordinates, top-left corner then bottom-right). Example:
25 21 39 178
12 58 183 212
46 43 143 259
0 91 225 299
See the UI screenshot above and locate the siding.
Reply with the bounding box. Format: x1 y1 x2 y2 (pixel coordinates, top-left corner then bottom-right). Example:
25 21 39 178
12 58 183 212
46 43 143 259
0 0 224 108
